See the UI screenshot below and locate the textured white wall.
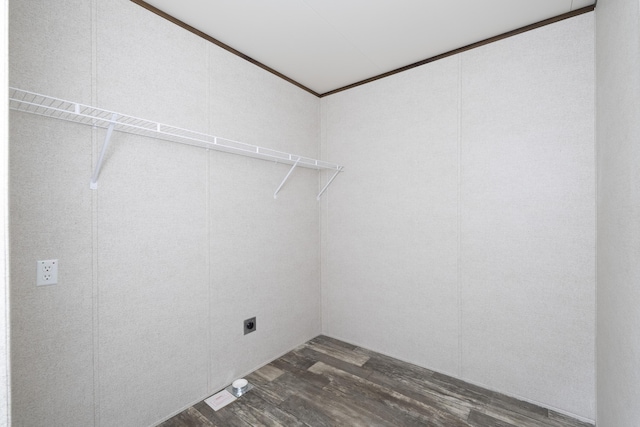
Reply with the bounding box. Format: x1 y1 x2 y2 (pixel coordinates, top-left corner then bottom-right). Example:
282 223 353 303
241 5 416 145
459 16 595 419
596 0 640 425
321 57 461 375
9 0 600 425
10 1 95 426
9 1 321 426
94 4 210 425
0 1 9 425
207 43 322 394
321 13 595 420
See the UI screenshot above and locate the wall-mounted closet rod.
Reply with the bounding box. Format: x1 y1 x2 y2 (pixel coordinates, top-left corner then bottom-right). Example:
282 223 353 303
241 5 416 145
8 88 344 197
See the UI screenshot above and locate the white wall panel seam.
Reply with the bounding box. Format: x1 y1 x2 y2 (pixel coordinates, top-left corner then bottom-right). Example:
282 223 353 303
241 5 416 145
317 99 322 333
206 44 212 396
592 9 598 423
91 0 99 425
319 99 327 333
456 53 463 378
0 1 9 424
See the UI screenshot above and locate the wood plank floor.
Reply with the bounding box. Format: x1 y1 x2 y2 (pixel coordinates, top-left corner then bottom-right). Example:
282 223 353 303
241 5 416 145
158 336 593 427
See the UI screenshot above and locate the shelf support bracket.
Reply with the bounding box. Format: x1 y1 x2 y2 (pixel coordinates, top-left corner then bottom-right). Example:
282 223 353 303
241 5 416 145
90 113 118 190
274 157 300 199
316 167 343 201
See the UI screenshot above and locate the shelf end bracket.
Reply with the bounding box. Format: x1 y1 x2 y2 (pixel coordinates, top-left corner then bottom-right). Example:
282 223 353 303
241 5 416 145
274 157 301 199
316 167 343 201
90 113 118 190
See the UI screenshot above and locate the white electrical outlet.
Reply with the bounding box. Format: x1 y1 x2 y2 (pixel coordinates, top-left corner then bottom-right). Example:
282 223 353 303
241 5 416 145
37 259 58 286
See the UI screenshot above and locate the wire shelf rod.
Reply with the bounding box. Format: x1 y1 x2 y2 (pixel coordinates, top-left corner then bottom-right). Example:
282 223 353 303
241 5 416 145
9 87 344 197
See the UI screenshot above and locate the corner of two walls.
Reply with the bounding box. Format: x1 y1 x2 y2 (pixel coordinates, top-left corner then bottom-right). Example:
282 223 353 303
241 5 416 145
595 0 640 425
9 0 321 426
320 12 596 421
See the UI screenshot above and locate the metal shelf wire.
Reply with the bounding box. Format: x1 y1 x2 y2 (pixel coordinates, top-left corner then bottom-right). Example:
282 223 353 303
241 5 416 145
9 87 343 198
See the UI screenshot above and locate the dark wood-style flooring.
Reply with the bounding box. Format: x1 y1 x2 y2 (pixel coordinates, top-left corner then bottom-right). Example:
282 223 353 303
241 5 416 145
158 336 593 427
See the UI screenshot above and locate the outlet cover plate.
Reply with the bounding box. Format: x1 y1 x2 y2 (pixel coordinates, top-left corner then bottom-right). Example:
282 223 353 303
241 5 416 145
37 259 58 286
244 317 256 335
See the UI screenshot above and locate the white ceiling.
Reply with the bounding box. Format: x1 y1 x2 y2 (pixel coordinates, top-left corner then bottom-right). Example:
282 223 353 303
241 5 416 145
142 0 595 95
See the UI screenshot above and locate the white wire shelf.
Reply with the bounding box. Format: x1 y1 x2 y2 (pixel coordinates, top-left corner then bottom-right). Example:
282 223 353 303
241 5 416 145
9 87 343 198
